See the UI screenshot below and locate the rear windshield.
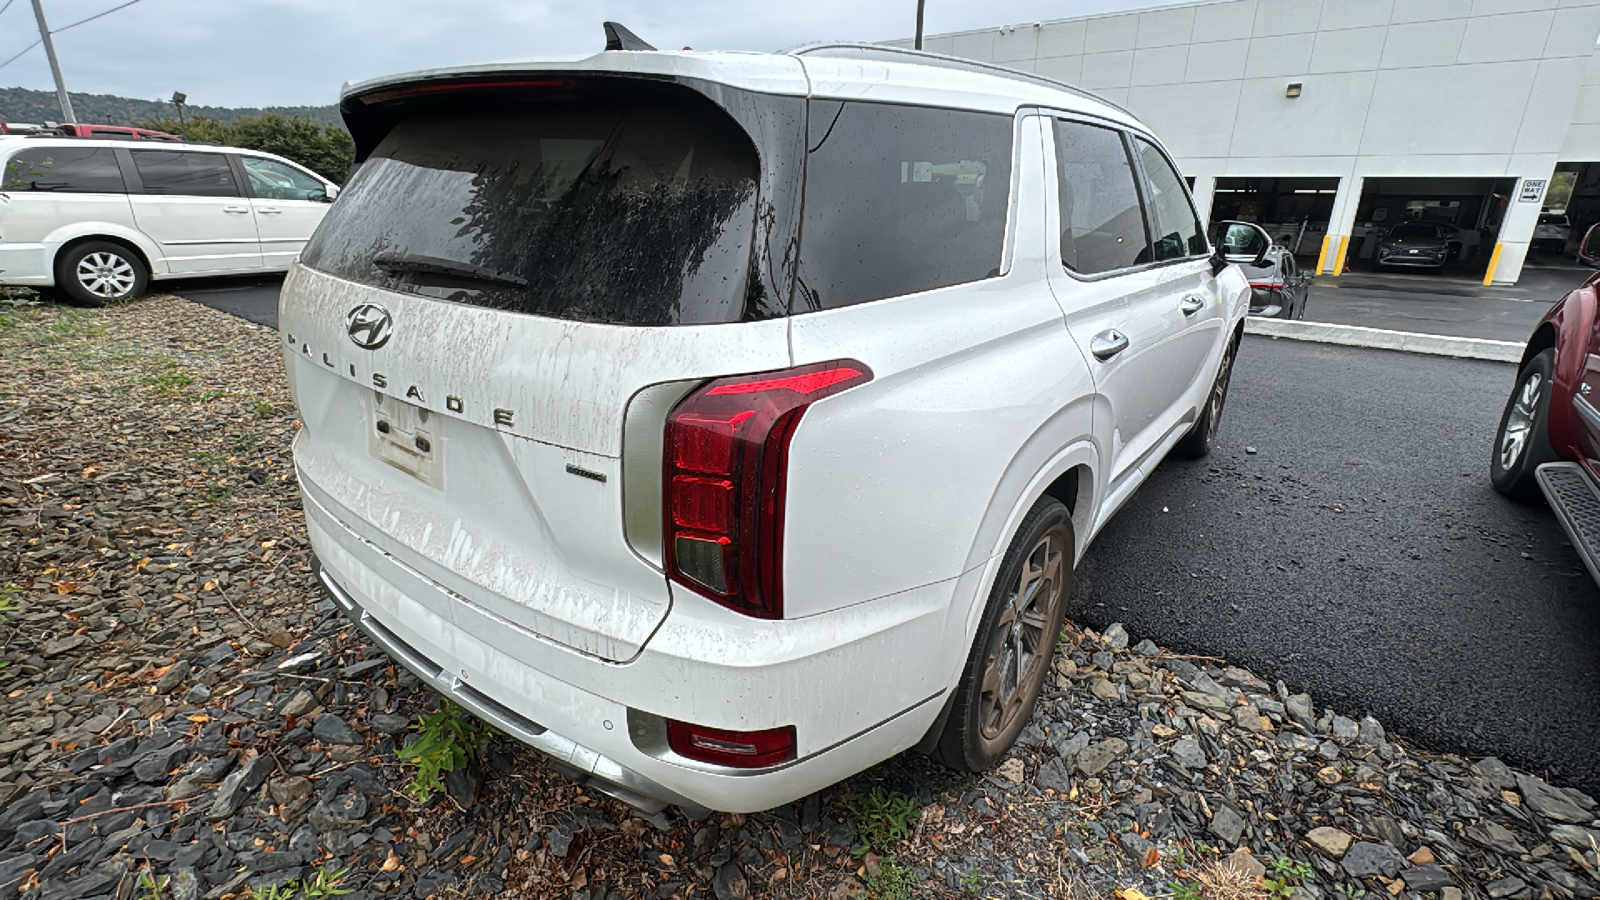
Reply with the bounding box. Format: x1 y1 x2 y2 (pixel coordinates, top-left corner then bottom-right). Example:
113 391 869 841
300 91 760 326
1388 223 1438 240
2 146 125 193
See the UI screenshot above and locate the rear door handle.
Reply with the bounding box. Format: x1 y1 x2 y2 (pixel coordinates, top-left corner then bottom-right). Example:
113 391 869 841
1180 295 1206 316
223 206 249 214
258 207 282 215
1090 329 1130 361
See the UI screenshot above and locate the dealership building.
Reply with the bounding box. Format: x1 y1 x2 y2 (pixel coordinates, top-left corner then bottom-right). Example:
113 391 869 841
889 0 1600 285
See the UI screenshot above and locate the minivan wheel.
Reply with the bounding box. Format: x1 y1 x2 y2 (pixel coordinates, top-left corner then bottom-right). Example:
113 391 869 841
935 497 1072 772
1490 348 1557 504
56 241 148 307
1176 338 1238 459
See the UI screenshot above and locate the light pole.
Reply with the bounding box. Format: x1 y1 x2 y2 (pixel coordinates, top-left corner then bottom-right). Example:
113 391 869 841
914 0 926 50
171 92 188 139
30 0 76 124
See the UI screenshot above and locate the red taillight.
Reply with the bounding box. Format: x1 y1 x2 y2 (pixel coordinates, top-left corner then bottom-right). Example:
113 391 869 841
666 720 796 768
1249 281 1284 290
663 360 872 619
357 78 568 105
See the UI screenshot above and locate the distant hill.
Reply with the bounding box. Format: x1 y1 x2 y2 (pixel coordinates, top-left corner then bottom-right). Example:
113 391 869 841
0 86 341 129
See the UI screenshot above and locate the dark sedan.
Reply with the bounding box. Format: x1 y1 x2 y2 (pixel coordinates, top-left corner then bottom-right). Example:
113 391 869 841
1377 222 1450 270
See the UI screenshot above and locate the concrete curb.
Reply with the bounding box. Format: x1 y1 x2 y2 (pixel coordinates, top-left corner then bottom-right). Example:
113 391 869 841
1244 318 1524 363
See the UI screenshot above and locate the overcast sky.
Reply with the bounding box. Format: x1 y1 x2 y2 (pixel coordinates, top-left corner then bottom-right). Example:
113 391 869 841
1 0 1161 108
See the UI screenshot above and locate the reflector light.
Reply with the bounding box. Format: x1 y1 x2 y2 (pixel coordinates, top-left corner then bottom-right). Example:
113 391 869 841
1248 281 1284 290
663 360 872 618
666 720 796 768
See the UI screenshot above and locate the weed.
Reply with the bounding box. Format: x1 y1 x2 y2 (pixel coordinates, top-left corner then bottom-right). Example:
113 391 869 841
250 866 352 899
1196 856 1267 900
231 430 257 453
0 585 19 670
147 359 195 393
205 482 235 505
840 786 919 854
1169 881 1204 900
861 857 916 900
396 699 490 802
959 866 985 894
254 398 275 418
198 388 226 402
137 869 169 900
1169 845 1187 867
0 293 39 329
1332 883 1368 900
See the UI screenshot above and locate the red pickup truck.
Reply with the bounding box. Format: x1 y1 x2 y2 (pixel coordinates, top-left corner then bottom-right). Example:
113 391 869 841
1493 229 1600 585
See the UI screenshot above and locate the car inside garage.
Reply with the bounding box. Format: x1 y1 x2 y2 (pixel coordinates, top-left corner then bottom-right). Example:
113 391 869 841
1348 177 1516 280
1206 177 1339 266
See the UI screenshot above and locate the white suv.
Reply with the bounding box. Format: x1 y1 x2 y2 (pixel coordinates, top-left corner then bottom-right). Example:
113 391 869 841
0 137 338 305
282 43 1268 814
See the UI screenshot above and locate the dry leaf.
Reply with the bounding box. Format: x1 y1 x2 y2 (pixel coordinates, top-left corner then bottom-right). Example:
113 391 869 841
380 850 402 872
53 582 76 594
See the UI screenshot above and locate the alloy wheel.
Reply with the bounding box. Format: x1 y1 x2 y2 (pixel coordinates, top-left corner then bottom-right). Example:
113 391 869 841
1205 347 1236 441
1500 371 1544 470
978 522 1068 742
76 252 136 299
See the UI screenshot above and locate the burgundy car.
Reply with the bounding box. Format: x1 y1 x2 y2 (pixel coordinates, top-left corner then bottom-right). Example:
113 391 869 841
1492 233 1600 584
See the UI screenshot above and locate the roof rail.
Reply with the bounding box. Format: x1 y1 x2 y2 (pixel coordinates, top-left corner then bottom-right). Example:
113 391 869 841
786 42 1136 119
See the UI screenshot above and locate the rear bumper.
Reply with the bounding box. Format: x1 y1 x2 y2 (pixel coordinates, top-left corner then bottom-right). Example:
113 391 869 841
1377 249 1446 268
0 243 54 286
300 470 952 813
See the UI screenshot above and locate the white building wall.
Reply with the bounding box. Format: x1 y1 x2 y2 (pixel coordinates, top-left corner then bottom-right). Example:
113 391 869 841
891 0 1600 284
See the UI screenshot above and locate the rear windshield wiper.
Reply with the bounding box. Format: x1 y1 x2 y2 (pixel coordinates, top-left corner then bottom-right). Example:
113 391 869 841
372 252 528 288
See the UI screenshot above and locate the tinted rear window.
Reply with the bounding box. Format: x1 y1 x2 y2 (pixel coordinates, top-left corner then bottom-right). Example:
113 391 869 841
2 147 125 193
794 102 1013 311
300 91 760 326
1388 223 1439 240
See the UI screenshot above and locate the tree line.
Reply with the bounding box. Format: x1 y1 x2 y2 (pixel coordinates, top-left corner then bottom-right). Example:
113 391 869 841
135 113 355 184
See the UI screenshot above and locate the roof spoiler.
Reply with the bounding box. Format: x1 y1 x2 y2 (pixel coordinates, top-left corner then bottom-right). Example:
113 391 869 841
603 22 656 52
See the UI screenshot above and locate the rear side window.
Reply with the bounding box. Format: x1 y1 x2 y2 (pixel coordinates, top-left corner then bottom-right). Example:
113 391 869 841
301 89 760 326
794 103 1013 311
130 151 241 197
1132 138 1205 261
1 147 125 193
1054 120 1147 275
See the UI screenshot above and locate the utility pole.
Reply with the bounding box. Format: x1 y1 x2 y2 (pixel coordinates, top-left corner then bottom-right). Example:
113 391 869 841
914 0 926 50
30 0 76 124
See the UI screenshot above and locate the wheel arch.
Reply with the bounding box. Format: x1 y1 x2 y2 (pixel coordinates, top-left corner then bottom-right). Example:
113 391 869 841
53 233 157 282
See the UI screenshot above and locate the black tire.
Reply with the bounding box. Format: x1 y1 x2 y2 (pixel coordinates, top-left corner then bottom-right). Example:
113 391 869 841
1491 348 1557 504
1176 338 1238 459
55 241 148 307
935 497 1073 772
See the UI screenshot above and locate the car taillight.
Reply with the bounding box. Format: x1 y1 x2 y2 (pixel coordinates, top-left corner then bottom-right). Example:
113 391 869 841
1249 281 1284 290
663 360 872 619
667 720 796 768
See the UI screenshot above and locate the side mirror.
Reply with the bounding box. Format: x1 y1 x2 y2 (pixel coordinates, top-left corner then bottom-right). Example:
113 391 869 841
1580 224 1600 263
321 184 339 202
1210 220 1272 274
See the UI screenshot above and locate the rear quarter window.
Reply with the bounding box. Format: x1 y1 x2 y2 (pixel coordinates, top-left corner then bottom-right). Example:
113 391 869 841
794 102 1013 311
2 146 125 193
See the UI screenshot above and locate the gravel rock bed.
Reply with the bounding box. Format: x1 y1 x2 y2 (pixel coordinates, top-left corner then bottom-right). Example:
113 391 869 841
1 297 1597 900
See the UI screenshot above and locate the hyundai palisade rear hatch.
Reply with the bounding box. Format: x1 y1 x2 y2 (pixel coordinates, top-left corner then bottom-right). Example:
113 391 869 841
284 72 805 661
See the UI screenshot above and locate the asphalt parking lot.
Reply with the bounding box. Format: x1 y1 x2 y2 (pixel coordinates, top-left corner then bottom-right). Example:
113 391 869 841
1075 336 1600 794
178 279 1600 795
1303 265 1584 343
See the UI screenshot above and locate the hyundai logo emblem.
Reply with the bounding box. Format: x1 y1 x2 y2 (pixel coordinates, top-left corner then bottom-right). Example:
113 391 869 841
345 303 393 350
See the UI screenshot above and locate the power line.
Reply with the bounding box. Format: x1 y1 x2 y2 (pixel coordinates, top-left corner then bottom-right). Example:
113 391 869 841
0 38 40 72
54 0 145 34
0 0 148 74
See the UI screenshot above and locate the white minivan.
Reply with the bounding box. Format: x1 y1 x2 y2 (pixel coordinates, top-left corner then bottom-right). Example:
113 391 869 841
282 42 1269 814
0 137 338 305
